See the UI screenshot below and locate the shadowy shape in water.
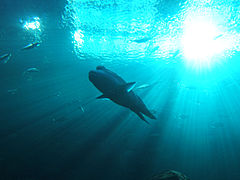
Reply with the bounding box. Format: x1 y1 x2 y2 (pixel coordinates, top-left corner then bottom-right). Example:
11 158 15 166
89 66 156 124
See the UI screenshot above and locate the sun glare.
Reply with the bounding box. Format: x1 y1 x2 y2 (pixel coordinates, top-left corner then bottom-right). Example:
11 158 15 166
73 30 84 46
181 18 229 68
23 17 41 30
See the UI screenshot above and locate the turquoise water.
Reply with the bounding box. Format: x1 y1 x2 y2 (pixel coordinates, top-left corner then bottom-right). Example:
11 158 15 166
0 0 240 179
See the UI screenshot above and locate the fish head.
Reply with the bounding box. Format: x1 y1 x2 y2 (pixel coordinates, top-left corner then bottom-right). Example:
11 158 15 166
89 69 116 93
96 65 106 70
89 70 108 85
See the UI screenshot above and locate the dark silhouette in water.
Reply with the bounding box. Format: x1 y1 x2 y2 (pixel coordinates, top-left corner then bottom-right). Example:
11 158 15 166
88 65 156 124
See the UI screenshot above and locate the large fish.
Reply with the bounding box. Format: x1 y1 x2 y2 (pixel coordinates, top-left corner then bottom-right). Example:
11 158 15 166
88 66 156 123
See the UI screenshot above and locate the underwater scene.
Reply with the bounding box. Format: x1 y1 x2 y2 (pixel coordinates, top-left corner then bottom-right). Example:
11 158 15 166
0 0 240 179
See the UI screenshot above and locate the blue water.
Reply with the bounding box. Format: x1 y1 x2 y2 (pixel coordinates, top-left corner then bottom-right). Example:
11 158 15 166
0 0 240 180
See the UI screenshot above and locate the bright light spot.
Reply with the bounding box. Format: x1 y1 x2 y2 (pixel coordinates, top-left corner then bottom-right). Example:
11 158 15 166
73 30 84 46
24 17 41 30
181 19 227 67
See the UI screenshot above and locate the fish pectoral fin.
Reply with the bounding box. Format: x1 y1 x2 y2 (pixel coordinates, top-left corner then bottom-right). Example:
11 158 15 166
96 94 108 99
135 111 150 124
124 82 136 92
145 110 157 120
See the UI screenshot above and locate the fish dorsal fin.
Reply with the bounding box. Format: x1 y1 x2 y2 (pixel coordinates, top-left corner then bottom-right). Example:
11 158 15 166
96 94 108 99
123 82 136 92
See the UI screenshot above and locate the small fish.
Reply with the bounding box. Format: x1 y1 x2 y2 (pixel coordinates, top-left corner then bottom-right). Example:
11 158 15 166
7 89 18 95
135 84 151 90
210 121 224 129
131 37 151 43
52 117 67 123
213 34 223 40
135 81 159 90
21 42 40 50
79 106 85 113
24 67 40 74
0 53 12 64
177 114 189 120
